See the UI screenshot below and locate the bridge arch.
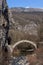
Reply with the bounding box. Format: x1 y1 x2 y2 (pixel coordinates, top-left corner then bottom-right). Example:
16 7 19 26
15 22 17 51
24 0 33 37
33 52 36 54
7 40 37 57
13 40 37 49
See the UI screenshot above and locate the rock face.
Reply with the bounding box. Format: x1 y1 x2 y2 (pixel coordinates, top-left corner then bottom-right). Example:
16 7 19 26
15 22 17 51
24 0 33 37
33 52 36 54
12 56 29 65
0 0 11 65
0 0 2 9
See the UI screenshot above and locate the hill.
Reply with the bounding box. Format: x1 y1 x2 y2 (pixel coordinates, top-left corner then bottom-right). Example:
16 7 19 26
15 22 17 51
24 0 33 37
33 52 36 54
8 8 43 44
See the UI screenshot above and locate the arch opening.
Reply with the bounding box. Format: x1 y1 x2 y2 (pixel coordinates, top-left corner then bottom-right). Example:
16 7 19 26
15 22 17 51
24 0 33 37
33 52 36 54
12 40 37 56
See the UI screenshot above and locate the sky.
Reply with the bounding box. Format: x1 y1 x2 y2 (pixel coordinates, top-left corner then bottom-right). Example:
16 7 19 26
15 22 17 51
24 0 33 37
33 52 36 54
7 0 43 8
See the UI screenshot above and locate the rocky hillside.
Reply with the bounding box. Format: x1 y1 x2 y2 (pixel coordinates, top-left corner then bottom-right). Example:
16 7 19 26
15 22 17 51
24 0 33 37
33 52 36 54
0 7 43 65
8 8 43 65
8 8 43 45
0 7 43 44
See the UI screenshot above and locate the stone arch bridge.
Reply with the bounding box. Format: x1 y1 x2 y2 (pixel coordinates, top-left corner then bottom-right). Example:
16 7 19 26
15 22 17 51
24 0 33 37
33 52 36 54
8 40 37 53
